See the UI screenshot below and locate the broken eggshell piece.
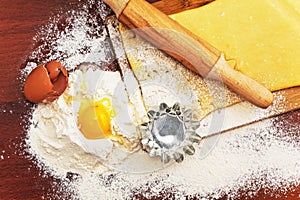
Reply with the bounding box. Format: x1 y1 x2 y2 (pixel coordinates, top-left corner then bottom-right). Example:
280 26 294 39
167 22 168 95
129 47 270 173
24 61 68 103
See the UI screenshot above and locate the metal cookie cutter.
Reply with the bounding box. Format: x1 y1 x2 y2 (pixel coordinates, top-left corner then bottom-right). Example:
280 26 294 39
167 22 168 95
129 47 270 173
140 103 201 164
106 15 201 164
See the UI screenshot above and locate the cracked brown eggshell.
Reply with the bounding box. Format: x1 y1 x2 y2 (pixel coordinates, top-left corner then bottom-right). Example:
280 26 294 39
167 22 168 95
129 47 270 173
24 61 68 103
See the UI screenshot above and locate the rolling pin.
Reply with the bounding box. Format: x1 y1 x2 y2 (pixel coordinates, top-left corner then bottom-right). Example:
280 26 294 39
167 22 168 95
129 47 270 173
103 0 274 108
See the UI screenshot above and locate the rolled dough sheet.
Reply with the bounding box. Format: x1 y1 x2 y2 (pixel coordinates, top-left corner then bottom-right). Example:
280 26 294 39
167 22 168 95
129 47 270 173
170 0 300 91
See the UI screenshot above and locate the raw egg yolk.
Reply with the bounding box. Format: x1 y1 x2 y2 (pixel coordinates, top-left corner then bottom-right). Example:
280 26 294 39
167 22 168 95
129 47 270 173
78 98 115 140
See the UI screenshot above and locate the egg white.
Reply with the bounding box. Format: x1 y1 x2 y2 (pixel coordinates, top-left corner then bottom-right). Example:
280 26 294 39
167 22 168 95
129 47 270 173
64 65 141 161
67 65 174 172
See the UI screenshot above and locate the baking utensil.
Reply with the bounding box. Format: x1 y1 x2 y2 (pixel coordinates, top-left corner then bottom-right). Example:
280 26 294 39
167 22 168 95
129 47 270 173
106 16 203 163
140 87 300 164
140 102 201 163
104 15 300 164
105 16 148 126
103 0 273 108
197 87 300 138
149 0 214 15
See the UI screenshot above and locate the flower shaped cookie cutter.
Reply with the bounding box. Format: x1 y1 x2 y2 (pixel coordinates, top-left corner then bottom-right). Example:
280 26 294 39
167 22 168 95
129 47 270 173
140 103 201 164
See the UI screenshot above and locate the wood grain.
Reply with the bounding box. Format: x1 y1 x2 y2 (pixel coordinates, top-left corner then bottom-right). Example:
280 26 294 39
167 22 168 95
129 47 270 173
150 0 215 15
104 0 130 17
0 0 80 103
0 0 299 199
278 87 300 112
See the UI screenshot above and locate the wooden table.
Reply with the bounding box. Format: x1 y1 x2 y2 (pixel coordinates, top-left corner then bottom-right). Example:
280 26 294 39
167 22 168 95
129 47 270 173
0 0 299 199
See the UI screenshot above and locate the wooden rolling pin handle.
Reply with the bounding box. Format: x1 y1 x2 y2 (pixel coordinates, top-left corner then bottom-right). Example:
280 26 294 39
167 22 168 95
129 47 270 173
103 0 274 108
208 55 274 108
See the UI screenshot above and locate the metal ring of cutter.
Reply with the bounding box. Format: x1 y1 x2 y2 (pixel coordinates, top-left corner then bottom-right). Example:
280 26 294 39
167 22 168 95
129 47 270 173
140 103 201 164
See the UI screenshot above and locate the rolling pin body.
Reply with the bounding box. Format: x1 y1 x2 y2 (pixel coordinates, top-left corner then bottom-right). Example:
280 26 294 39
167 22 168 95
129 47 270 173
104 0 274 108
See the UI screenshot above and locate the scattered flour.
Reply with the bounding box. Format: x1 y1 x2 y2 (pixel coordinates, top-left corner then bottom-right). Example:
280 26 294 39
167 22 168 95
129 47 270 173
23 0 300 199
27 113 300 199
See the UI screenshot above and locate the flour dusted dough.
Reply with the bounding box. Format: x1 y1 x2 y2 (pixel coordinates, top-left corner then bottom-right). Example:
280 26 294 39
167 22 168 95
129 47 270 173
170 0 300 91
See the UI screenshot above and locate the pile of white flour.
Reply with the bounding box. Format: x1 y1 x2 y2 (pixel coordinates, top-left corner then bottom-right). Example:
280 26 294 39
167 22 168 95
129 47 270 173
23 0 300 199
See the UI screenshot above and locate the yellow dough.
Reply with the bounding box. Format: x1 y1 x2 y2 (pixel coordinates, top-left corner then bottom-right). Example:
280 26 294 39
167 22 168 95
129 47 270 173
170 0 300 91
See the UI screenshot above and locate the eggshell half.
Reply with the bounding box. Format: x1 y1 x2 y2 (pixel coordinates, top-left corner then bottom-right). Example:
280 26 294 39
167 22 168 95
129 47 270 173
24 61 68 103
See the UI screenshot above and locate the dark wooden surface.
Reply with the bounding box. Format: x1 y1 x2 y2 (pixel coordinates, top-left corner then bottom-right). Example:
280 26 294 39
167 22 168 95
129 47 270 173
0 0 299 199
